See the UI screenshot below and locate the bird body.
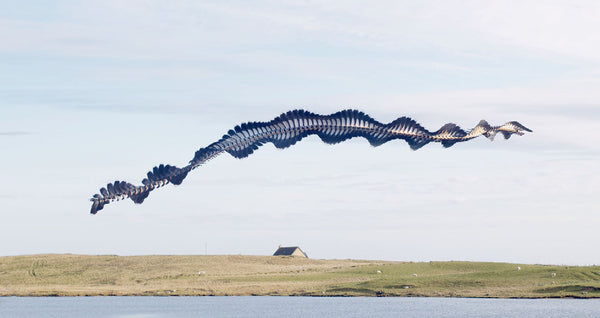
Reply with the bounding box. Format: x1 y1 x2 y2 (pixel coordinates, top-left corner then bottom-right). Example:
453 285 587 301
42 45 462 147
90 109 531 214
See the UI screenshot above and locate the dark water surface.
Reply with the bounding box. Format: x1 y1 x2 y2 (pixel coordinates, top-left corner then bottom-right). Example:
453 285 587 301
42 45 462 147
2 296 599 318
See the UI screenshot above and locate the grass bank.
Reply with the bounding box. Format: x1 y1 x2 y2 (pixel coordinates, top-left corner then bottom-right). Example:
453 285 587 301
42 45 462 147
1 254 599 298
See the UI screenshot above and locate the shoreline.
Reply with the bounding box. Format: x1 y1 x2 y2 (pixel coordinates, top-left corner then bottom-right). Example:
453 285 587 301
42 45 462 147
2 295 599 299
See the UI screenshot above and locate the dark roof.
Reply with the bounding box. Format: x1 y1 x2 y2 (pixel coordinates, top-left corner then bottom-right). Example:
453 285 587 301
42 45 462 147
273 246 307 257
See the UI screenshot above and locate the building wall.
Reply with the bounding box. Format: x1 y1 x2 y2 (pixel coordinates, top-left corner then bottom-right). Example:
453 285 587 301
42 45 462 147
291 249 307 258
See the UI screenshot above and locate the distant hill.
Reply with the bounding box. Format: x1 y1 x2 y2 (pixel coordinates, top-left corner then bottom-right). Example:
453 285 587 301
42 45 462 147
1 254 598 298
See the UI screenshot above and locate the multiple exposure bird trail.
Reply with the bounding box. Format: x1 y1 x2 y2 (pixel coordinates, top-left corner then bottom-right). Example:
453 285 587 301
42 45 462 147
90 109 532 214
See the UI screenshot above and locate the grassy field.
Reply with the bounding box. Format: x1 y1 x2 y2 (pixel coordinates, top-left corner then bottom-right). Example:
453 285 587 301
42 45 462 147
1 254 599 298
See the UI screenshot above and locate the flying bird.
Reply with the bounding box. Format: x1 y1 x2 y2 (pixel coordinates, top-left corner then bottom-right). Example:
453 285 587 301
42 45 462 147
89 109 531 214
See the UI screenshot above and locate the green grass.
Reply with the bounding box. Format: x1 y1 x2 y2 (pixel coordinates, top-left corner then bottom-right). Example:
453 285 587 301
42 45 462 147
1 254 599 297
319 261 600 297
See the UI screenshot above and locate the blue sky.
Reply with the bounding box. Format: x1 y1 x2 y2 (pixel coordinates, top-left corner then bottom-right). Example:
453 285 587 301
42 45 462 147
1 1 599 264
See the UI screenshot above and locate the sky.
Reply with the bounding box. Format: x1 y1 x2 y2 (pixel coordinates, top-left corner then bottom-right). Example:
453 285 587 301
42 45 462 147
1 0 599 265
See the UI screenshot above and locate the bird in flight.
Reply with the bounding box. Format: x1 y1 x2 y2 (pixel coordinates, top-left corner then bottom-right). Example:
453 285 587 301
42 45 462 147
89 109 531 214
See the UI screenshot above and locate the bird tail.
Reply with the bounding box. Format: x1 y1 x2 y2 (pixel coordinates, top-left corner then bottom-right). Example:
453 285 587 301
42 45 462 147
89 164 190 214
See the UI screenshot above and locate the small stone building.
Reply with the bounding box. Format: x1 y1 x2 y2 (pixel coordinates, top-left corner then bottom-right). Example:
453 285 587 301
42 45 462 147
273 245 308 258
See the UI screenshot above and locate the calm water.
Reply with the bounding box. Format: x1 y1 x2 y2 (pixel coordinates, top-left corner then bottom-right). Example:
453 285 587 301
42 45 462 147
1 296 599 318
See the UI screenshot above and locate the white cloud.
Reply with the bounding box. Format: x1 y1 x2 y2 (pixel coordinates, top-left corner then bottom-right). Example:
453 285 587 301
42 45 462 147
1 1 599 264
2 0 600 63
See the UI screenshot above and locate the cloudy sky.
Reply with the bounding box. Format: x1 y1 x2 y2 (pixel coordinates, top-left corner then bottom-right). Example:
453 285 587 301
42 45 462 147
1 1 599 265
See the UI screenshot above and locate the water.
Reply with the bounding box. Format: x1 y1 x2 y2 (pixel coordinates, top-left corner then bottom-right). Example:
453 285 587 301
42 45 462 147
1 296 599 318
